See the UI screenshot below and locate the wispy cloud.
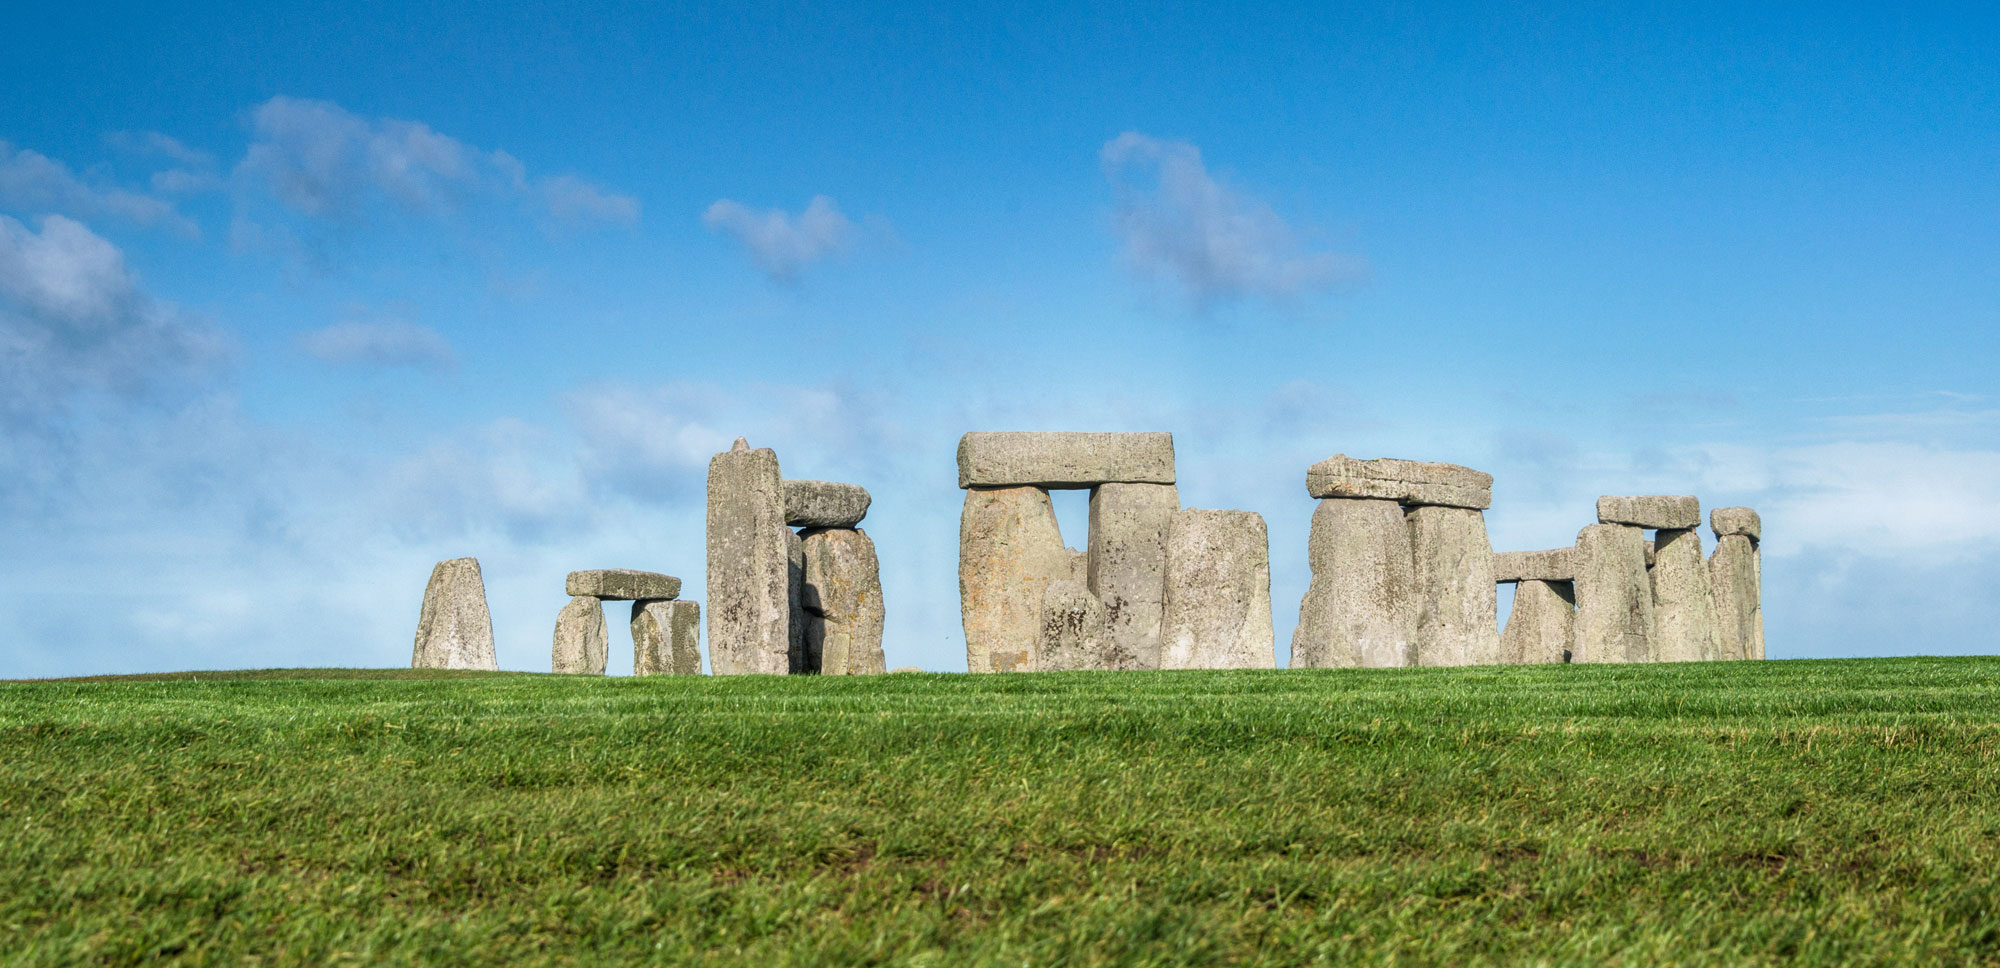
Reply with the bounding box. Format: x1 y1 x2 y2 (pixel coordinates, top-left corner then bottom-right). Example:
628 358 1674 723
0 142 199 236
298 317 456 370
1100 132 1360 307
702 195 854 282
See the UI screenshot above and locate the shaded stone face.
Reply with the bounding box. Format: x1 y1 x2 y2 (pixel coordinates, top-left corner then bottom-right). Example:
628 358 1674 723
1501 579 1574 665
706 444 791 675
1304 455 1493 509
565 569 680 602
782 480 872 529
1086 482 1179 670
1651 527 1719 663
1408 505 1501 667
1596 495 1700 530
959 486 1071 672
632 600 701 675
801 527 886 676
1572 523 1656 663
1711 506 1762 541
1493 548 1573 583
1710 533 1762 661
552 595 609 675
956 432 1176 488
1291 498 1418 669
1160 509 1275 670
412 557 497 671
1037 579 1108 672
788 529 808 674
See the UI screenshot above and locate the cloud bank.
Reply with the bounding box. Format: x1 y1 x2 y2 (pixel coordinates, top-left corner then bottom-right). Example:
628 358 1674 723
702 195 854 282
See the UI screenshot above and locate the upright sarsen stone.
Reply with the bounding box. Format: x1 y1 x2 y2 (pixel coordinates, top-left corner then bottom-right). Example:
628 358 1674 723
1037 579 1107 672
1711 530 1763 661
788 528 808 673
412 557 497 671
1086 482 1179 670
1501 579 1574 664
552 595 609 674
1652 527 1719 662
801 527 887 676
1159 509 1275 670
633 600 701 675
1407 506 1501 666
706 439 791 675
1292 498 1418 668
960 486 1071 672
1572 523 1655 663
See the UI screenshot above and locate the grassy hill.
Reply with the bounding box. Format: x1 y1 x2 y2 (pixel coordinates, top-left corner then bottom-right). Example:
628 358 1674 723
3 658 1997 966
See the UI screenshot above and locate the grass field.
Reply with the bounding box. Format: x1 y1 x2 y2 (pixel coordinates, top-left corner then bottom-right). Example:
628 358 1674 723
3 658 1998 966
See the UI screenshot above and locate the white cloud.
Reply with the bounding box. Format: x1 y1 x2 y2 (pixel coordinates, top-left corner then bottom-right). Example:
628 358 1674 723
1100 131 1360 306
298 318 456 370
702 195 854 282
0 141 198 236
542 174 640 225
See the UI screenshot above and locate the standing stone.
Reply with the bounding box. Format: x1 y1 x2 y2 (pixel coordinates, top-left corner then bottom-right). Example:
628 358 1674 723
1501 579 1574 664
1407 505 1502 666
788 528 809 674
1711 532 1763 661
552 595 609 674
1066 547 1089 583
1038 579 1109 672
706 439 791 675
957 432 1176 488
1652 528 1720 662
1292 498 1418 668
1086 482 1179 670
633 600 701 675
1572 524 1656 663
960 486 1072 672
1159 509 1275 670
801 527 887 676
411 557 497 671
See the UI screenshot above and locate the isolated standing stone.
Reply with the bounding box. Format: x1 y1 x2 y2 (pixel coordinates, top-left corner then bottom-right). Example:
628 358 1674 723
632 600 701 675
566 569 680 601
1292 498 1418 668
552 595 609 675
782 480 872 528
1086 482 1179 670
957 432 1176 488
1711 532 1763 661
1572 523 1656 663
1305 455 1493 509
411 557 497 671
1501 579 1574 664
1038 579 1108 672
1407 505 1501 666
960 485 1072 672
1597 495 1701 530
801 527 886 676
1159 509 1275 670
1652 527 1720 662
706 439 791 675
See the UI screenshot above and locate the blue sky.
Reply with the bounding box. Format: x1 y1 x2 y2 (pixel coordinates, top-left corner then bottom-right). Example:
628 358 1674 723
3 2 1997 677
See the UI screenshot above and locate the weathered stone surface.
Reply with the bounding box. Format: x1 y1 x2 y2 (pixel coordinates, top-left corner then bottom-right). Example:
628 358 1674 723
1711 506 1762 541
1408 506 1502 666
565 569 680 602
1652 528 1719 662
889 666 923 674
1711 533 1764 661
802 527 886 676
1501 579 1574 664
782 479 872 528
1160 509 1275 670
1086 482 1178 670
411 557 497 671
1305 455 1493 509
1291 498 1418 668
632 600 701 675
960 486 1072 672
957 432 1175 488
1643 538 1658 570
552 595 609 674
1493 548 1573 583
706 439 791 675
1066 547 1089 583
1572 524 1656 663
788 528 808 674
1038 579 1108 672
1597 495 1700 530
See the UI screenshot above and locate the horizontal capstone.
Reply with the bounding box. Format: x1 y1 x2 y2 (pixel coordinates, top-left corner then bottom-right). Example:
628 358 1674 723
1710 506 1761 541
783 479 871 528
957 432 1175 488
1597 495 1700 530
1304 455 1493 509
1493 548 1574 583
565 569 681 602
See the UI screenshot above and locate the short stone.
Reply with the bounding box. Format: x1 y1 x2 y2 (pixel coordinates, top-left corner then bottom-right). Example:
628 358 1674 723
889 666 923 674
1711 506 1762 542
552 595 609 674
957 432 1175 488
783 480 872 528
1710 533 1763 661
1652 528 1719 663
1305 455 1493 509
1159 509 1275 670
1408 505 1502 666
1572 523 1656 663
1501 579 1574 664
1038 579 1108 672
565 569 681 602
632 600 701 675
1291 498 1418 668
1086 482 1179 670
1493 548 1573 583
960 486 1072 672
1066 547 1089 583
412 557 498 671
706 442 791 675
1596 495 1700 530
802 527 886 675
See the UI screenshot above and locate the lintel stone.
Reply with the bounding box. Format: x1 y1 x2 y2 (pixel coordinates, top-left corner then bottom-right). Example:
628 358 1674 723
1493 548 1573 583
1597 495 1700 530
783 480 872 528
1711 506 1761 542
1305 455 1493 509
957 432 1175 488
566 569 681 602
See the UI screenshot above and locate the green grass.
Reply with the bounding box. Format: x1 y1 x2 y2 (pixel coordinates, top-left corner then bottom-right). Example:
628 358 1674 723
3 658 1998 966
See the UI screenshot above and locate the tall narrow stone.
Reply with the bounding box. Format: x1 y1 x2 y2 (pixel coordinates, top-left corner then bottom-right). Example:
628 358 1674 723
1037 579 1108 672
411 557 497 671
1085 482 1178 670
801 527 886 676
1572 523 1655 663
633 600 701 675
788 528 808 673
960 486 1071 672
1652 527 1719 662
552 595 609 674
1292 498 1418 668
706 439 791 675
1711 532 1763 661
1501 579 1574 664
1407 506 1501 666
1160 509 1275 670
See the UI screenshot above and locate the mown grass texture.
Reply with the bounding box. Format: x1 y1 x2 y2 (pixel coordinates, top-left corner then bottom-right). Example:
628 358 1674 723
3 657 1998 966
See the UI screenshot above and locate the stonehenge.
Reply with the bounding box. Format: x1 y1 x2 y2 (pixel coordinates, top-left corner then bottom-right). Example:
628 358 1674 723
553 569 695 675
1710 507 1764 661
1572 523 1657 663
411 557 498 670
1159 509 1275 670
633 600 702 675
